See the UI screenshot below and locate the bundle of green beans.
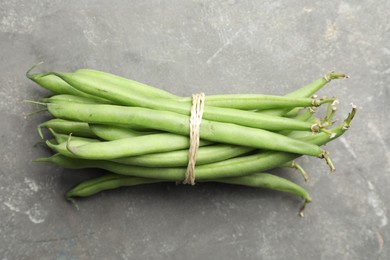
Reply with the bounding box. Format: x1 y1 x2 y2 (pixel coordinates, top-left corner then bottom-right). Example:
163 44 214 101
27 62 356 216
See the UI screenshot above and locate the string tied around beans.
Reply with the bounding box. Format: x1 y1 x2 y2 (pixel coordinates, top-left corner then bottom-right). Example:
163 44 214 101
183 92 206 185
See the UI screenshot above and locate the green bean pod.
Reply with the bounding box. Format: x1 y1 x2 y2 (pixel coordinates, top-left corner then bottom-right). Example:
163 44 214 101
75 68 180 100
38 119 97 139
27 69 110 104
46 102 326 157
214 173 311 202
37 106 355 180
65 174 162 198
88 124 157 140
65 173 311 206
49 131 100 144
48 72 333 132
177 94 330 111
51 133 213 159
47 132 230 167
76 69 343 112
41 94 111 104
113 144 253 167
262 72 348 116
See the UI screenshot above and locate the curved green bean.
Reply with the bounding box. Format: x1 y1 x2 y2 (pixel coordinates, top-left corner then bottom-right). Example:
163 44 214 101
66 173 311 208
65 174 162 198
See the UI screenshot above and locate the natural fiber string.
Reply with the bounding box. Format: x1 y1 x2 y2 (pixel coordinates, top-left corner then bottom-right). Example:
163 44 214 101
183 92 205 185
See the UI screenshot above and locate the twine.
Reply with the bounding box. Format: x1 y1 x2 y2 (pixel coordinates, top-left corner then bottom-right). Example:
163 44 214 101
183 92 205 185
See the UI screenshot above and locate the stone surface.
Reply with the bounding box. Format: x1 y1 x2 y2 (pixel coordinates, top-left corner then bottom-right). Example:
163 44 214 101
0 0 389 259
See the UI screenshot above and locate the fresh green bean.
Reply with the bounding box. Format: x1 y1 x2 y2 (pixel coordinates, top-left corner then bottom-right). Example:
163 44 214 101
286 72 348 98
262 72 348 116
88 124 157 140
46 102 326 157
277 109 315 137
280 161 309 181
41 94 110 104
283 107 304 118
38 119 97 139
27 67 110 103
29 64 345 114
65 174 162 198
48 133 212 159
33 152 294 181
65 173 311 208
214 173 311 201
75 68 180 100
47 131 232 167
46 139 89 158
37 106 355 180
49 130 100 144
48 72 333 132
98 109 315 166
113 144 253 167
177 94 330 111
76 68 343 112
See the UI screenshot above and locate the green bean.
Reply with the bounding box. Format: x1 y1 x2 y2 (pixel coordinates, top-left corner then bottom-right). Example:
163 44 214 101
28 73 81 95
76 69 343 112
213 173 311 202
277 109 315 137
104 108 315 167
38 119 97 139
30 64 345 115
283 107 304 118
262 72 348 116
48 72 333 132
75 68 179 100
65 174 162 198
280 161 309 182
287 72 348 98
65 173 311 214
88 124 157 140
113 144 253 167
27 66 110 104
103 110 314 167
68 108 315 165
49 130 100 144
49 133 213 159
46 102 326 157
46 139 89 158
37 106 356 180
50 128 251 167
177 94 330 111
41 94 110 104
32 152 291 181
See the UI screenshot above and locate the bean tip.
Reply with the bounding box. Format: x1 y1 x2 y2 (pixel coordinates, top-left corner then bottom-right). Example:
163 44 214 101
298 199 311 217
65 133 79 155
325 72 349 82
66 196 79 210
26 61 44 79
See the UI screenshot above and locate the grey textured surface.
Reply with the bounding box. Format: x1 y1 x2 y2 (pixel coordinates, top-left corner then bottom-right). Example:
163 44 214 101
1 0 389 259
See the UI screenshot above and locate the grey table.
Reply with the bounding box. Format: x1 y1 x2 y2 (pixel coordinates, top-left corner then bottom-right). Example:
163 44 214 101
1 1 389 259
